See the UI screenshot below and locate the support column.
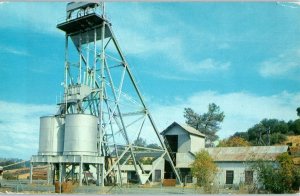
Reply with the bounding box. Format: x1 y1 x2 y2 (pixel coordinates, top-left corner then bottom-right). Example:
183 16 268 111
62 164 66 182
29 163 33 184
71 164 74 182
79 158 83 186
47 163 51 185
52 164 56 185
96 164 100 186
101 164 105 187
59 163 62 193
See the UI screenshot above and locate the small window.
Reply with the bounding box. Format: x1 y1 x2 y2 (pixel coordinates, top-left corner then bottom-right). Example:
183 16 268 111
245 170 253 184
154 170 161 182
226 170 234 184
185 175 193 183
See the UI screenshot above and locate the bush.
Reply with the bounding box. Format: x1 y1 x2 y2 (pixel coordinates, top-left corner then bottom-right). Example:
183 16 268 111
252 152 298 193
3 173 18 180
191 150 217 193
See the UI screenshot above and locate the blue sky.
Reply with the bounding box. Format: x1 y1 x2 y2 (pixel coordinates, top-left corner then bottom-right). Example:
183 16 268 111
0 2 300 159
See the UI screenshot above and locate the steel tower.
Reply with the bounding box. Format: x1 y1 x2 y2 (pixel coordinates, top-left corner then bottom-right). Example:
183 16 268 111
31 2 181 187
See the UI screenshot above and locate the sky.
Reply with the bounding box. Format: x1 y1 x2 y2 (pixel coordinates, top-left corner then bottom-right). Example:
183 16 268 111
0 2 300 160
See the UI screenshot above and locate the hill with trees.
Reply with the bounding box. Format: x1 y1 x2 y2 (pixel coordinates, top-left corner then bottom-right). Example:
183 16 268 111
230 107 300 146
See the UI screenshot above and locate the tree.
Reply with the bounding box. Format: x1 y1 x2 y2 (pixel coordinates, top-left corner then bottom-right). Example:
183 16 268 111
133 137 147 147
244 119 288 145
184 103 225 142
297 107 300 117
146 143 161 149
217 136 251 147
276 153 295 191
252 152 298 193
191 150 217 192
289 119 300 135
232 131 249 141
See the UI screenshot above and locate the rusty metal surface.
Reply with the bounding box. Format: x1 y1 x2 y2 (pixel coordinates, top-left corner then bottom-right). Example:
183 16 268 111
206 146 288 162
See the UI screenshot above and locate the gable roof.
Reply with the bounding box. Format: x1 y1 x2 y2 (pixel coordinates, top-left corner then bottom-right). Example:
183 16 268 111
161 122 205 138
205 146 288 162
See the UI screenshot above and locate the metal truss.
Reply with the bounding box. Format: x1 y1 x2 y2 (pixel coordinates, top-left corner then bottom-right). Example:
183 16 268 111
57 2 182 186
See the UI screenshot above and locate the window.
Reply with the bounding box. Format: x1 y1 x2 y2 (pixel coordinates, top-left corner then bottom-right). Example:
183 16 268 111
154 170 161 182
226 170 234 184
185 175 193 183
245 170 253 184
181 168 193 183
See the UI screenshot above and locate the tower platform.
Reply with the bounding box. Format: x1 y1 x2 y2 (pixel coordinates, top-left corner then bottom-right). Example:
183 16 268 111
31 155 105 186
57 13 112 46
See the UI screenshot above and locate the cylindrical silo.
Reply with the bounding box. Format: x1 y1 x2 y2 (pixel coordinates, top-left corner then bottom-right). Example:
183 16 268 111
38 116 65 155
63 114 98 156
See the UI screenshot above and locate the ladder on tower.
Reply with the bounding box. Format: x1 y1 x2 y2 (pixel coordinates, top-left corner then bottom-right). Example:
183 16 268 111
163 136 182 181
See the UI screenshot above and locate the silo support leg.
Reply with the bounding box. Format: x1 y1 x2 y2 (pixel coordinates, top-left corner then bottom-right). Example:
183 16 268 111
96 164 100 186
71 164 75 181
47 163 51 184
101 164 105 187
62 164 66 182
79 161 83 186
59 163 62 193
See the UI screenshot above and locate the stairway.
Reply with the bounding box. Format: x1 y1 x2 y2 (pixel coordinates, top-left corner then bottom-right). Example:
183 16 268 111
163 136 182 181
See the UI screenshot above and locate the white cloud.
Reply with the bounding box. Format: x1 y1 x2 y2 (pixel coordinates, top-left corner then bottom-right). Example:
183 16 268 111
0 101 56 159
292 1 300 6
277 2 300 8
0 2 65 35
0 45 29 56
150 91 300 139
109 3 230 77
185 58 230 73
1 91 299 158
259 49 300 79
143 70 201 81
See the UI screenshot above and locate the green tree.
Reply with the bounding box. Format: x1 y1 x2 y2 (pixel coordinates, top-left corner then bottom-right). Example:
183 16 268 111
133 137 147 147
297 107 300 117
232 131 249 141
217 136 251 147
191 150 217 192
252 152 298 193
184 103 225 142
276 153 295 191
289 119 300 135
245 119 287 145
270 132 287 144
146 143 161 149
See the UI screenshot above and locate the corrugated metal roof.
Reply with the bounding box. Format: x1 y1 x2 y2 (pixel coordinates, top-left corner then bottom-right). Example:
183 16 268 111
206 146 288 162
161 122 205 138
179 124 206 137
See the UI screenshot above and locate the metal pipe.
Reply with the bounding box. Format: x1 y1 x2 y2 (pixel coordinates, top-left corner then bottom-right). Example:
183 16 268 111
94 28 97 88
85 34 90 85
98 21 106 157
64 34 69 115
79 33 82 84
